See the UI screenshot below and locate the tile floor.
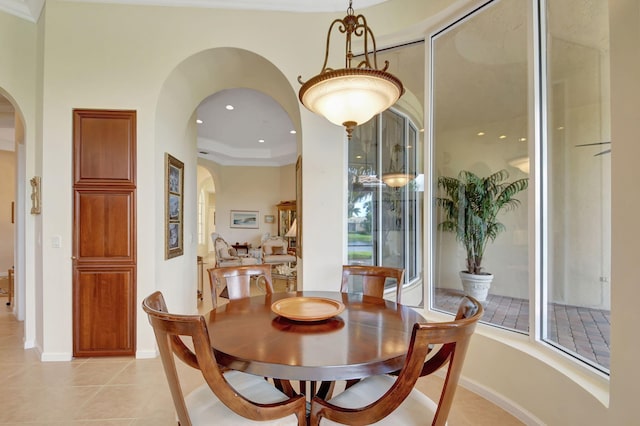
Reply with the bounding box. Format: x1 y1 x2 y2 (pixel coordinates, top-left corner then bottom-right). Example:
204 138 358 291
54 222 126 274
0 278 522 425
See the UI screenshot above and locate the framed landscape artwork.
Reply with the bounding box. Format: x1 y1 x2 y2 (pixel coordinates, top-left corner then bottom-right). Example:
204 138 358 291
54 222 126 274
165 153 184 259
230 210 259 229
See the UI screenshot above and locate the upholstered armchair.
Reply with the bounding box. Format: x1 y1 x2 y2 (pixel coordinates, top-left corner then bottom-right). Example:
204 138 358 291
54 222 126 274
211 233 258 268
262 236 296 266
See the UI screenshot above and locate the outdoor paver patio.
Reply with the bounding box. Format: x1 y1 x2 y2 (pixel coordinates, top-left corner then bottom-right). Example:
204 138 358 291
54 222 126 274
433 288 610 370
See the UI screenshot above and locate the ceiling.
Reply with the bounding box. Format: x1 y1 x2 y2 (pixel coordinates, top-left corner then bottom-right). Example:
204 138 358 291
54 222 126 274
0 0 387 22
196 88 298 167
1 0 609 163
0 0 387 165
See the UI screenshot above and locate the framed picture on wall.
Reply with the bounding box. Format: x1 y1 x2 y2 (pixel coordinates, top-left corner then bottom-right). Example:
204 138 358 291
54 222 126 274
165 153 184 259
264 214 275 224
230 210 259 229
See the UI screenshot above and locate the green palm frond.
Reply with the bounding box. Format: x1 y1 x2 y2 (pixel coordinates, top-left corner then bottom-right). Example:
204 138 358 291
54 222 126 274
436 169 528 274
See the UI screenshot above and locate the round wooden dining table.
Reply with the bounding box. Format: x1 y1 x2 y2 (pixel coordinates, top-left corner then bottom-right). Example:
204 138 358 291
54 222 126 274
207 291 425 382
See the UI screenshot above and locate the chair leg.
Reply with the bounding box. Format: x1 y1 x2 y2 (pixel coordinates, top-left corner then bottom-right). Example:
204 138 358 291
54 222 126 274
273 379 296 397
316 381 336 400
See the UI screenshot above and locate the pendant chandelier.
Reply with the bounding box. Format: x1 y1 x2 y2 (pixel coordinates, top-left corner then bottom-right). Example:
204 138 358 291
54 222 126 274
298 0 404 140
381 143 413 188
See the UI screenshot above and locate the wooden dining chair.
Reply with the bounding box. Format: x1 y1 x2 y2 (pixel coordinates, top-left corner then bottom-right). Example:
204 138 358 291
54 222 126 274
309 296 483 426
341 265 405 303
337 265 406 394
207 264 295 396
142 291 306 426
208 264 274 305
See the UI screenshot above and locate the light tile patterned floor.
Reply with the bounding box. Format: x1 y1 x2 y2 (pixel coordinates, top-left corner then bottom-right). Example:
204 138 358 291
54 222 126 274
0 287 522 425
433 288 611 370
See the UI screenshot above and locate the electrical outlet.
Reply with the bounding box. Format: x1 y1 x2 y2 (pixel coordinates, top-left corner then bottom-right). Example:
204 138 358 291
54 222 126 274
599 276 609 283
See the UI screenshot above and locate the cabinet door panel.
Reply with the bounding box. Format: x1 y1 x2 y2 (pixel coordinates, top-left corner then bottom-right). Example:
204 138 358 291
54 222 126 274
76 190 135 261
73 267 135 356
73 109 136 357
74 110 136 185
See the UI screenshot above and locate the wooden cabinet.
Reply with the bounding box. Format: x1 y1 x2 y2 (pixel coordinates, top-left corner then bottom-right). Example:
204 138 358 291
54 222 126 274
276 200 296 239
72 109 136 357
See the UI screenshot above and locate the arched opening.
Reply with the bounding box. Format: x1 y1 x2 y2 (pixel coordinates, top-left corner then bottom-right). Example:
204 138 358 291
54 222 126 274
152 47 301 313
0 89 26 322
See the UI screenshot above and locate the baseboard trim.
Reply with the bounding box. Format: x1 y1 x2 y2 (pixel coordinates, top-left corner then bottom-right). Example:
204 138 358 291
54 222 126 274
136 349 157 359
41 351 73 362
457 375 544 425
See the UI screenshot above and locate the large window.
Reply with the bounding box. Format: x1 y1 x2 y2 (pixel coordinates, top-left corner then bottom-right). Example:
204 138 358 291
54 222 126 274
346 41 425 307
430 0 610 373
348 110 423 307
432 0 531 331
543 0 610 371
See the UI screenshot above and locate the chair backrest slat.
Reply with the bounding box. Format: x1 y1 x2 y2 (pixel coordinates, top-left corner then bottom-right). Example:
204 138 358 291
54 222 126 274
310 296 483 426
207 264 274 305
341 265 404 303
142 291 306 425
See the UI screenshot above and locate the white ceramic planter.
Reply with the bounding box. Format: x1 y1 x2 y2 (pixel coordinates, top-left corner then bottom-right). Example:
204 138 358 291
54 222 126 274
459 271 494 302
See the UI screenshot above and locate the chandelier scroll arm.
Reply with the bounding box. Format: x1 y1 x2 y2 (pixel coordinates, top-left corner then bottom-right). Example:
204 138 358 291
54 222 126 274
357 15 374 69
296 0 404 140
324 18 348 73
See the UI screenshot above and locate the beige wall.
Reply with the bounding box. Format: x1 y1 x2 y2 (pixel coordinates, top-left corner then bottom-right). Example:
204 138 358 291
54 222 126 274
0 0 638 423
0 150 15 273
608 1 640 423
0 1 38 338
199 161 295 249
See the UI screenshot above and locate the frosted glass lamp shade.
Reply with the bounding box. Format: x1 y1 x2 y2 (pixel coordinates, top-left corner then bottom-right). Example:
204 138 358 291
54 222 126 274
299 69 403 134
382 173 413 188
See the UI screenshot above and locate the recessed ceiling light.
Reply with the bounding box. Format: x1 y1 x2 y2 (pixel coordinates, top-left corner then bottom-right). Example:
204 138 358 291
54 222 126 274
519 137 527 142
225 105 234 110
258 139 265 143
356 155 362 159
477 132 485 136
290 130 296 134
499 135 507 139
557 126 564 130
196 119 203 124
419 128 425 133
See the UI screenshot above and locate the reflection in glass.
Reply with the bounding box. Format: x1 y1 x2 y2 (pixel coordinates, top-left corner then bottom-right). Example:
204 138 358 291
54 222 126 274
432 0 530 329
544 0 610 371
347 41 424 307
430 0 611 372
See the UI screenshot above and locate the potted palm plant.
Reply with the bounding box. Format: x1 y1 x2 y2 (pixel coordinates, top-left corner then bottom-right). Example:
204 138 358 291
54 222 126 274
436 169 528 302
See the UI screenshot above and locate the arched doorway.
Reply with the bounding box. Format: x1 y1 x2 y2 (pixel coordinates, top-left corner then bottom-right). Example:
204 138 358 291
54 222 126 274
150 47 301 316
0 90 26 323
